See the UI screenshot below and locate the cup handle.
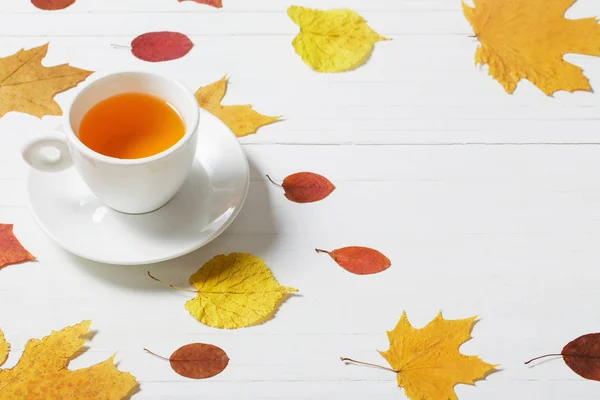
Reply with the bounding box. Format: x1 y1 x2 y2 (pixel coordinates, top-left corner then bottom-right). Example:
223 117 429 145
21 133 73 172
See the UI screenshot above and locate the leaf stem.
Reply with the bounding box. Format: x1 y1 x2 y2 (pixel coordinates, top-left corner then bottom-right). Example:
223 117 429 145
144 348 170 361
146 271 290 295
315 248 331 254
147 271 198 293
111 44 131 49
265 174 282 188
525 353 600 365
340 357 398 373
524 354 562 365
145 348 218 363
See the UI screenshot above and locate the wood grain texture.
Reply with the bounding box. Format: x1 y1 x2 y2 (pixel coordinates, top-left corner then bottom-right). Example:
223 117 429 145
2 0 600 399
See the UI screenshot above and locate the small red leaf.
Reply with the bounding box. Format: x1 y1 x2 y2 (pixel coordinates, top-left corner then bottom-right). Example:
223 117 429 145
178 0 223 8
32 0 75 10
0 224 35 270
131 32 194 62
170 343 229 379
275 172 335 203
316 247 391 275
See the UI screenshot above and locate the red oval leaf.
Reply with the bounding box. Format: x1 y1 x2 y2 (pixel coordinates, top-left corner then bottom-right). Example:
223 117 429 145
178 0 223 8
32 0 75 10
131 32 194 62
562 333 600 381
317 247 391 275
281 172 335 203
170 343 229 379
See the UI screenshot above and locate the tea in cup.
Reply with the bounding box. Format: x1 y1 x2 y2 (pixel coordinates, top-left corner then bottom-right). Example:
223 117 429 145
22 71 200 214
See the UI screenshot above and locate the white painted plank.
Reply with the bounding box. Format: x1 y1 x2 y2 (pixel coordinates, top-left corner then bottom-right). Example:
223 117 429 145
1 36 600 144
0 11 453 37
2 0 454 13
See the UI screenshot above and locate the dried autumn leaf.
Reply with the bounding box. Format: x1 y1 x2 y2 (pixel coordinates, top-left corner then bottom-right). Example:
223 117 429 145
0 331 8 366
287 6 389 73
0 43 93 119
195 76 279 137
171 344 229 379
526 333 600 381
31 0 75 10
148 253 298 329
131 31 194 62
562 334 600 380
343 312 497 400
178 0 222 8
316 246 390 275
186 253 297 328
284 172 335 203
267 172 335 203
0 224 35 270
146 343 229 379
463 0 600 95
0 321 137 399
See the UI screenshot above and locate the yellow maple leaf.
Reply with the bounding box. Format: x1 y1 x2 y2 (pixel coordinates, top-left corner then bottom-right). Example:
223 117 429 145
0 321 137 400
184 253 298 329
378 311 497 400
463 0 600 95
287 6 389 73
194 76 280 137
0 331 8 367
0 43 93 118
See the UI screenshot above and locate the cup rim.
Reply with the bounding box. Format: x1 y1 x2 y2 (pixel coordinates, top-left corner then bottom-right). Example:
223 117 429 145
63 70 199 166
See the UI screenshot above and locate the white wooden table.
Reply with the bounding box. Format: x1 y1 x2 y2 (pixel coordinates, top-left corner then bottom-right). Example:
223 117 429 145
2 0 600 399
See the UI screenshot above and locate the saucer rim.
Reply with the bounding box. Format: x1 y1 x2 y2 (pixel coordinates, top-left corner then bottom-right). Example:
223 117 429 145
26 109 250 266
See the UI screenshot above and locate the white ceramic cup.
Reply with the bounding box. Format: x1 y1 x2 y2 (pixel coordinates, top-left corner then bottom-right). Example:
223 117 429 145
22 71 200 214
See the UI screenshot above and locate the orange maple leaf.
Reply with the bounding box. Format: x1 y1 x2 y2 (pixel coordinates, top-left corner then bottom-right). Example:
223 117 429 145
463 0 600 95
0 321 138 400
195 76 280 137
0 43 92 118
0 224 35 270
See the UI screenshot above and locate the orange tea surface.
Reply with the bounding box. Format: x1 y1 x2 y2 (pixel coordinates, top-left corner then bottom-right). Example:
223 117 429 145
78 92 185 159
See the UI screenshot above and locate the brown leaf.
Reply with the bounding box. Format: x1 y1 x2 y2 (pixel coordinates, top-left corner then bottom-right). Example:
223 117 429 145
562 334 600 381
268 172 335 203
178 0 223 8
171 343 229 379
0 224 35 270
0 43 93 119
146 344 229 379
32 0 75 10
316 246 390 275
131 32 194 62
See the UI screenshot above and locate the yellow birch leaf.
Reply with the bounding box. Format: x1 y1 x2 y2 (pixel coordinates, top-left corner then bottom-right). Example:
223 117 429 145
194 76 280 137
287 6 389 73
0 321 137 400
463 0 600 95
379 311 497 400
0 43 93 118
184 253 298 329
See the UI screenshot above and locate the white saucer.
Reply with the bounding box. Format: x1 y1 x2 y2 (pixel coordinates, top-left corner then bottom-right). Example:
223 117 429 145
26 110 249 265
